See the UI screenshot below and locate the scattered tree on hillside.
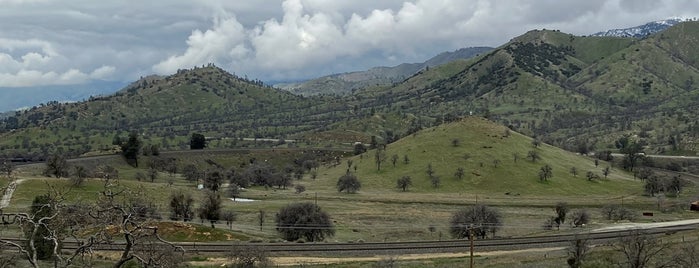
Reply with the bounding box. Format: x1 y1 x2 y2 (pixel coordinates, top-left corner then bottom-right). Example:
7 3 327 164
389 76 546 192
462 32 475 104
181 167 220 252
532 139 542 148
426 163 435 178
527 150 540 162
169 192 194 221
275 202 335 242
374 148 386 171
391 154 399 167
513 153 519 163
570 167 578 177
198 191 222 228
539 164 553 181
430 175 441 188
451 138 460 147
190 133 207 150
337 172 361 193
455 167 465 180
44 154 69 178
396 176 412 192
121 131 142 167
492 159 501 168
603 166 611 179
403 155 410 164
450 204 503 239
586 171 599 181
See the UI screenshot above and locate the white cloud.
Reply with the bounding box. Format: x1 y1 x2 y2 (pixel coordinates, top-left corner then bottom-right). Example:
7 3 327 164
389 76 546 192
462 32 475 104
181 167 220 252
3 0 699 87
90 65 116 80
152 14 249 74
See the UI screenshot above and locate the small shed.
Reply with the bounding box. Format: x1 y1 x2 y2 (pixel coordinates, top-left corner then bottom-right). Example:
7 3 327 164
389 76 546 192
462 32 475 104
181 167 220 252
691 201 699 211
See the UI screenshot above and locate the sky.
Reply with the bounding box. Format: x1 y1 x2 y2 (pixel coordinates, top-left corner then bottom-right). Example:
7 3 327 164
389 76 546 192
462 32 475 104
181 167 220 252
1 0 698 88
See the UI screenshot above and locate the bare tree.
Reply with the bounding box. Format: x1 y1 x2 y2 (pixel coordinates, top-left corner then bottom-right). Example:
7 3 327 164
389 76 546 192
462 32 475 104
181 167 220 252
258 210 266 231
567 236 590 268
616 230 669 268
0 159 15 179
44 154 69 178
221 210 237 230
1 181 183 268
450 204 502 239
571 210 590 227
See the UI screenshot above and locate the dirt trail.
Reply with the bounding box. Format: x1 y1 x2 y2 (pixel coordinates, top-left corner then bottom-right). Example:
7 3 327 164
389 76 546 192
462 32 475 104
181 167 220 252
188 247 565 267
0 179 26 208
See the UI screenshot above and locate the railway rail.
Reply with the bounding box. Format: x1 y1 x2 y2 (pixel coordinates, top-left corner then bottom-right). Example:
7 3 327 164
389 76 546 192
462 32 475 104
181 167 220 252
2 223 696 256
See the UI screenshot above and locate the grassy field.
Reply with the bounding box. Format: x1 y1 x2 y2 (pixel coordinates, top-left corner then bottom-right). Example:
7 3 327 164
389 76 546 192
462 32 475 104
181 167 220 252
2 117 697 268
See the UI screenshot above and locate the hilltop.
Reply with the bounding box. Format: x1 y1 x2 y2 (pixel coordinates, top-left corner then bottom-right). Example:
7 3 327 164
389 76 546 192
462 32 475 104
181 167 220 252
592 18 691 38
276 47 492 96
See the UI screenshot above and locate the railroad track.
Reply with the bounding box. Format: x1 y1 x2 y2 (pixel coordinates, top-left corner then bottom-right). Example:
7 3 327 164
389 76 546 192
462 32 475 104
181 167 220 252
3 223 696 256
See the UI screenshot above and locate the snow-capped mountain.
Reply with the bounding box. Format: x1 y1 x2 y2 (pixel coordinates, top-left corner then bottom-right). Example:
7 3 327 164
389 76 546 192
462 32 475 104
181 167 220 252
592 18 693 38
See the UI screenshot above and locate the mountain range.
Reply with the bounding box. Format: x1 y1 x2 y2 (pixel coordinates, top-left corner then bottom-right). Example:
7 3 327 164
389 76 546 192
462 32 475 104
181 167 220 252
2 21 699 158
275 47 493 96
591 18 691 38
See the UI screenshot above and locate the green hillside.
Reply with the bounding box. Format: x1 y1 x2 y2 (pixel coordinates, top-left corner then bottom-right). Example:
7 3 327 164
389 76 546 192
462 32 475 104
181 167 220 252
315 117 640 197
2 23 699 159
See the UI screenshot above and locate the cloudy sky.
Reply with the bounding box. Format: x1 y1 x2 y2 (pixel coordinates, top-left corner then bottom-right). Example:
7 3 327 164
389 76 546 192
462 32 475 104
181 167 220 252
1 0 698 87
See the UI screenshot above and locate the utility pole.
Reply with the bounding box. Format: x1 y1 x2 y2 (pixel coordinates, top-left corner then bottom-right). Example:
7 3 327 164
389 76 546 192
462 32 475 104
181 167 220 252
469 228 474 268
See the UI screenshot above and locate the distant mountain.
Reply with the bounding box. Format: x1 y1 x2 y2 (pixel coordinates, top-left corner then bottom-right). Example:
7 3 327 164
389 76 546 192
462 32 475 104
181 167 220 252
276 46 493 96
4 22 699 158
0 81 127 112
591 18 691 38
